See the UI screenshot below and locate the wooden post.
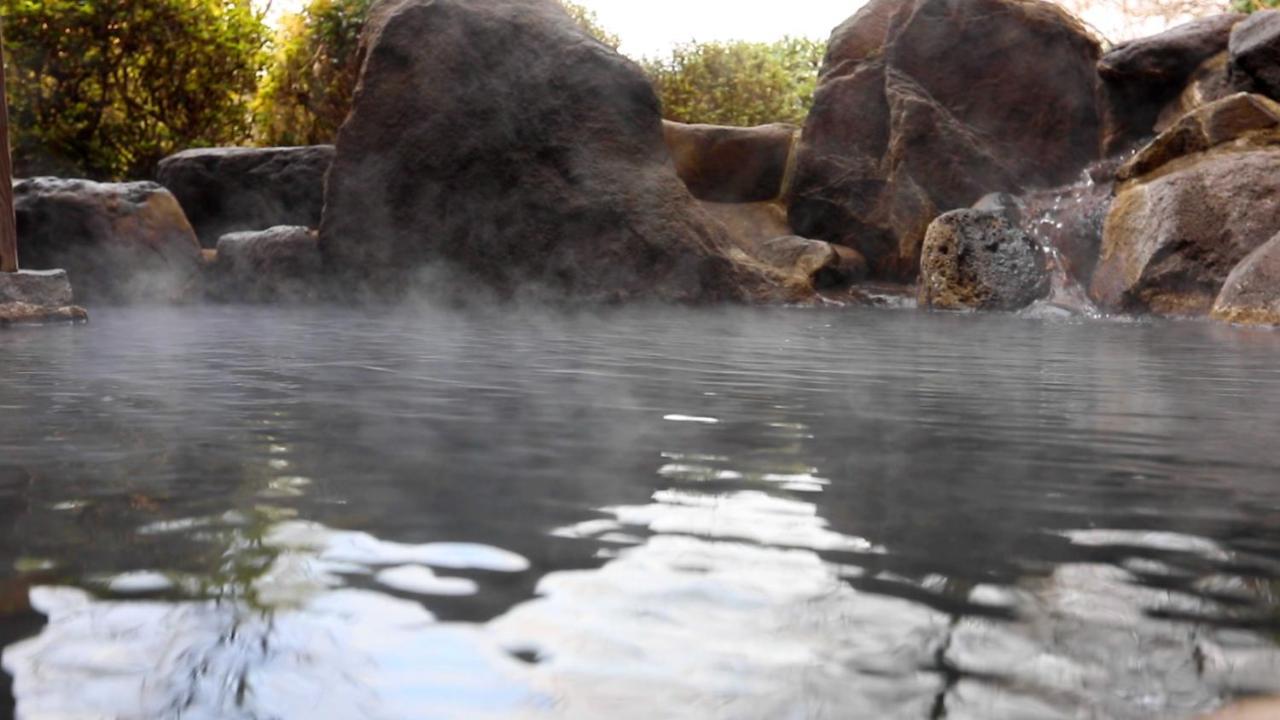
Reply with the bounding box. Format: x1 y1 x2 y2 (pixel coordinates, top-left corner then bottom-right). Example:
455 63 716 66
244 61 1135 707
0 20 17 273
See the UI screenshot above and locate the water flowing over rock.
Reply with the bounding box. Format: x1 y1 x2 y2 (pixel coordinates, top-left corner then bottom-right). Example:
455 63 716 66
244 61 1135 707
1098 14 1245 154
1229 10 1280 101
14 178 202 304
319 0 799 304
208 226 323 303
918 209 1049 311
157 146 335 249
1212 232 1280 326
787 0 1101 281
663 121 797 203
1091 149 1280 316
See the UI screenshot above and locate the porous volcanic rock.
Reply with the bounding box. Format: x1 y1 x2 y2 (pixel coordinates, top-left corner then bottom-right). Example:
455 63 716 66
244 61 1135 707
918 209 1049 311
1091 149 1280 316
1212 232 1280 326
1098 14 1245 154
157 146 335 248
788 0 1101 281
1229 10 1280 100
663 121 797 203
210 226 323 303
14 178 202 303
319 0 798 303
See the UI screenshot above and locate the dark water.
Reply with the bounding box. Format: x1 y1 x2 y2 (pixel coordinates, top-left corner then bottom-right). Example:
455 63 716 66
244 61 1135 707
0 305 1278 719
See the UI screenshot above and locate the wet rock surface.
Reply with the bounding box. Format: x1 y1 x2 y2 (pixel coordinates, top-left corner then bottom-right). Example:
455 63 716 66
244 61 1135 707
1118 93 1280 181
208 226 323 303
157 146 334 248
663 121 796 203
320 0 797 304
1212 232 1280 326
1099 14 1245 154
0 302 88 326
1229 10 1280 100
1092 149 1280 316
0 269 73 307
788 0 1100 281
918 209 1049 311
14 178 202 304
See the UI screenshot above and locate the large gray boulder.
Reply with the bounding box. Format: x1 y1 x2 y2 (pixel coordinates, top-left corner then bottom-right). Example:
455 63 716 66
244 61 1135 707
14 178 202 303
787 0 1101 281
319 0 799 303
157 146 335 248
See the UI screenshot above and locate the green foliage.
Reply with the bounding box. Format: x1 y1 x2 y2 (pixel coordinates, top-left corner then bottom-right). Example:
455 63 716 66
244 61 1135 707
1 0 268 180
641 38 824 127
1233 0 1280 9
561 1 620 50
253 0 620 146
252 0 373 147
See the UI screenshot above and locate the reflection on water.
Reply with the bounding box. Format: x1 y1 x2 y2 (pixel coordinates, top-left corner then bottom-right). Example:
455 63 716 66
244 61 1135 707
0 305 1279 718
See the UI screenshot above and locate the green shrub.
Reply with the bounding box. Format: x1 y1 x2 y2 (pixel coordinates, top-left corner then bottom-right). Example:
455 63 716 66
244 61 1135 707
641 38 824 127
1 0 268 179
1232 0 1280 10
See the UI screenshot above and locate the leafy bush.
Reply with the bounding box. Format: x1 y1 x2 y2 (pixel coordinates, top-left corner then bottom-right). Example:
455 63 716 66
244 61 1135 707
1 0 268 179
253 0 619 147
641 38 824 127
1232 0 1280 9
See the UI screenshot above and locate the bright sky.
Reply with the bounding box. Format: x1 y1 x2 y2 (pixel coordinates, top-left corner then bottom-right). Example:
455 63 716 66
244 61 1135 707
256 0 1194 57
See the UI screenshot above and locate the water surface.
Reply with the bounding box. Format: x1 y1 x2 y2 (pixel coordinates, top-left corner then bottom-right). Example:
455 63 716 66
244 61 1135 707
0 305 1278 719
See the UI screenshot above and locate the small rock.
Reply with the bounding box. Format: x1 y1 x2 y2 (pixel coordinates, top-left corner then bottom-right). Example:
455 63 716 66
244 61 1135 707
0 302 88 327
918 209 1049 311
1229 10 1280 100
1212 231 1280 326
0 269 74 307
210 226 322 303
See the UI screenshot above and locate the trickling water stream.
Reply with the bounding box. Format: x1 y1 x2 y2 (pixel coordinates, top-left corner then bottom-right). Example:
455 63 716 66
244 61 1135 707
0 305 1278 719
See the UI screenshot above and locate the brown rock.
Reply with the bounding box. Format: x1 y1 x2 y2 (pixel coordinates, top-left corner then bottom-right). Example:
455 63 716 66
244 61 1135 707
789 0 1100 281
1200 697 1280 720
1212 231 1280 326
210 226 323 303
697 201 866 288
1099 14 1245 154
918 209 1049 311
319 0 798 304
1153 52 1239 133
663 121 797 203
1091 149 1280 316
14 178 203 304
0 302 88 327
1119 93 1280 181
1229 10 1280 100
